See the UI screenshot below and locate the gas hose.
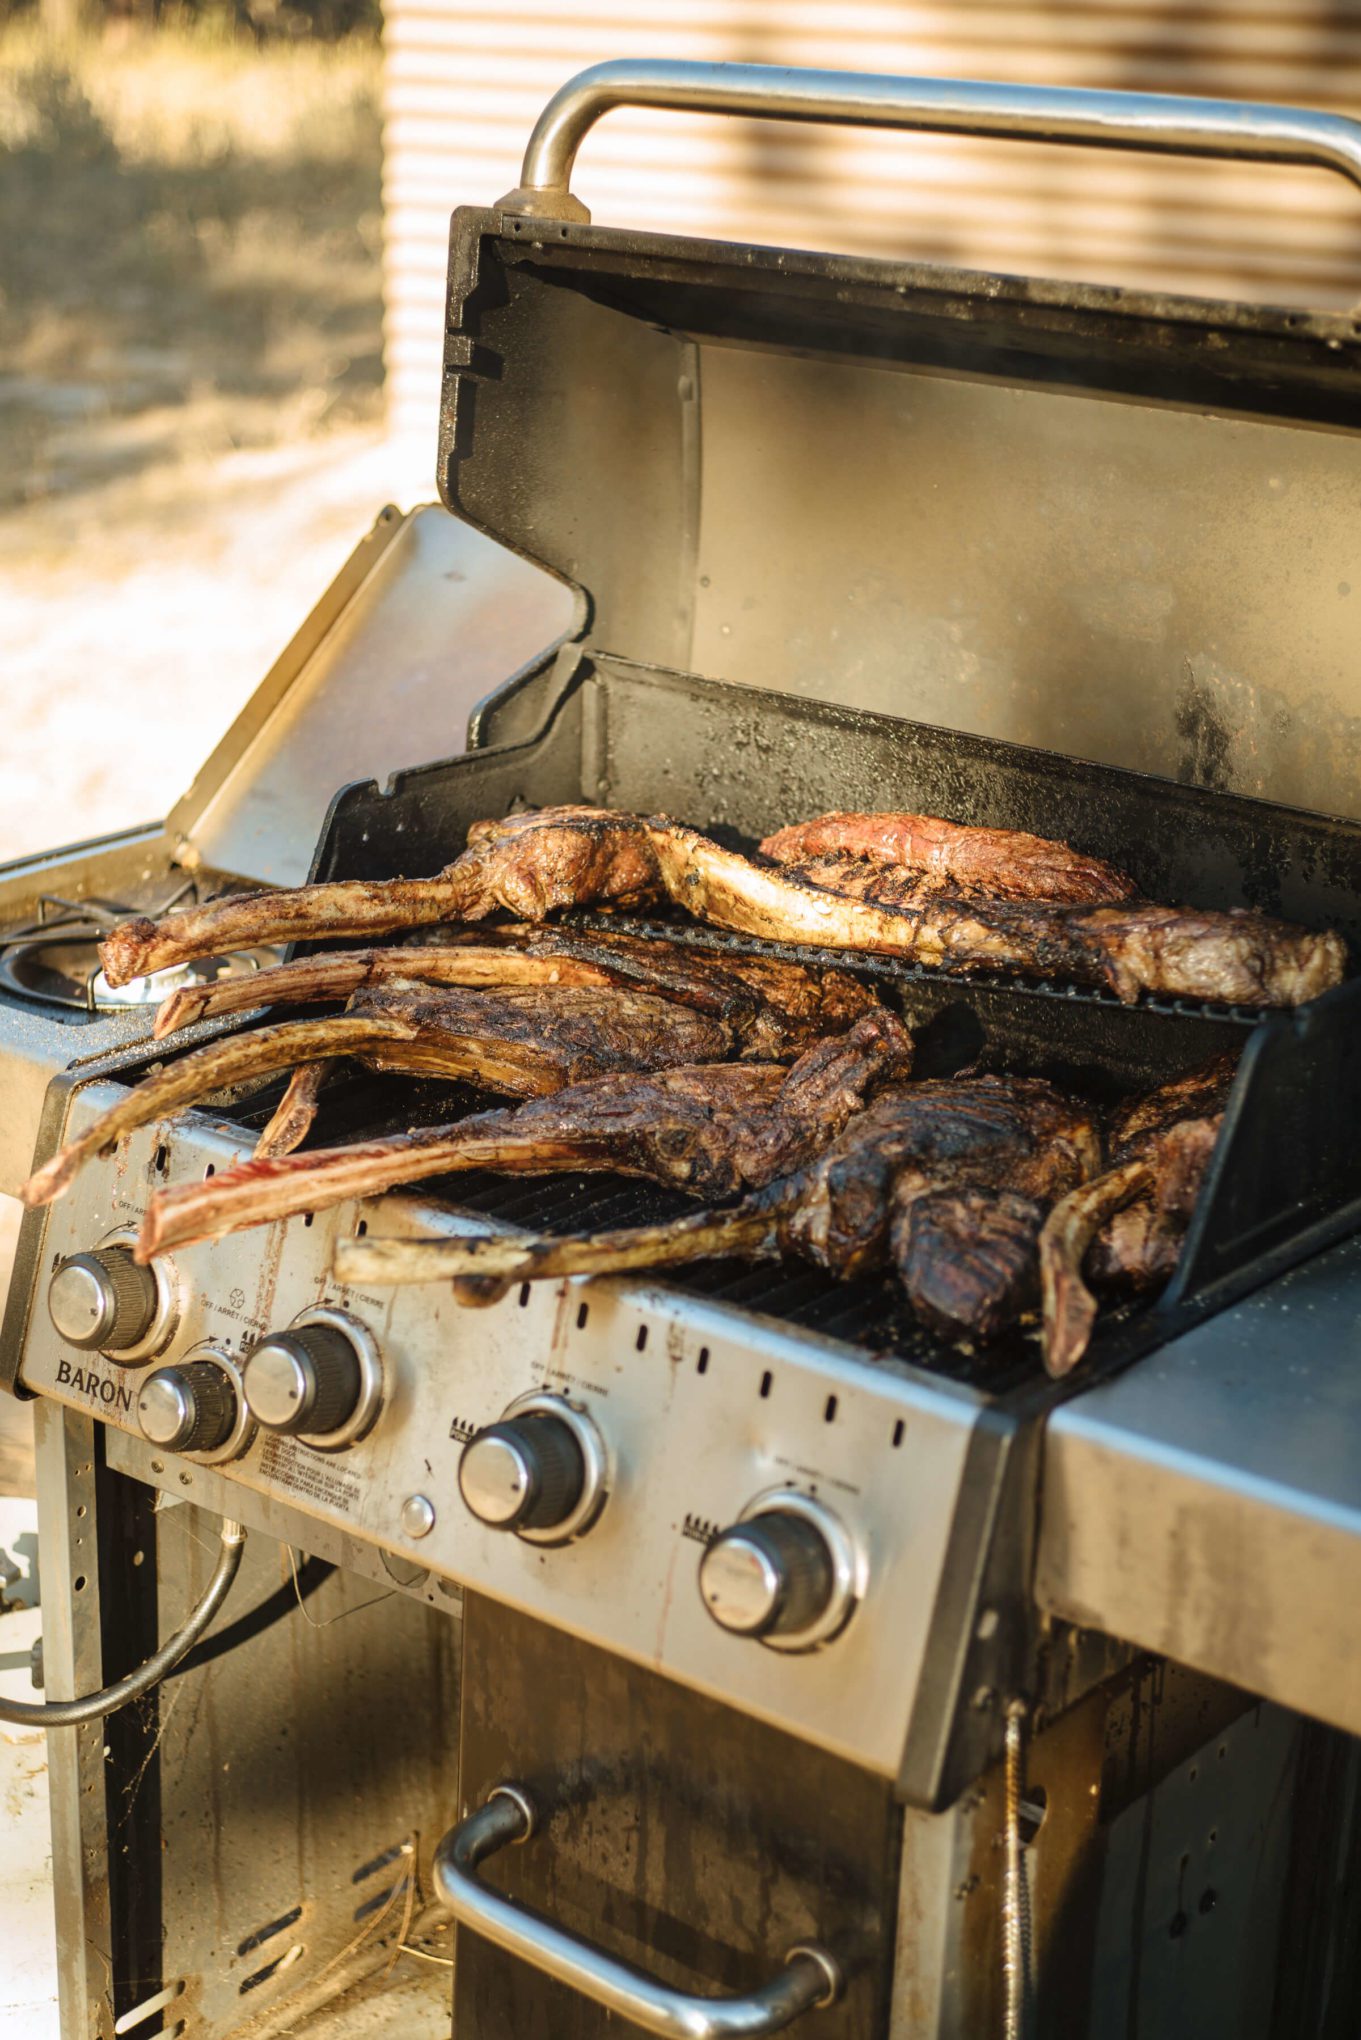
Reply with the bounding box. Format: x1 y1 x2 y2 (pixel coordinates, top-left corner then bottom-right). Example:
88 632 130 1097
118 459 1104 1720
0 1519 245 1728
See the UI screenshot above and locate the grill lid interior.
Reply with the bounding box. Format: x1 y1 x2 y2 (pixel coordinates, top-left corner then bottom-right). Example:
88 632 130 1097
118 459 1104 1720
439 210 1361 818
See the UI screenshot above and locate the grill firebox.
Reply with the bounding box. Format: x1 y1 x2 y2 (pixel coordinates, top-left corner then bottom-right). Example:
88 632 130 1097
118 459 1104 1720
295 657 1361 1391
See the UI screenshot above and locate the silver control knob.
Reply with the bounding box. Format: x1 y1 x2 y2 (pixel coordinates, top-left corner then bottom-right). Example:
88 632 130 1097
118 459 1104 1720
138 1360 237 1454
459 1415 585 1535
243 1323 363 1438
699 1510 837 1642
48 1246 159 1356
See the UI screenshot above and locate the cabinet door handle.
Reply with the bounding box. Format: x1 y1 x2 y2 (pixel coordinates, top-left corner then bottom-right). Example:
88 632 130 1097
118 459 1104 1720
434 1783 844 2038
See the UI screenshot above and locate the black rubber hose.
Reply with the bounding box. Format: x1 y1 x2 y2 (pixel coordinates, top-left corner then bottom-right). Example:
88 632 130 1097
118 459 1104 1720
0 1519 245 1728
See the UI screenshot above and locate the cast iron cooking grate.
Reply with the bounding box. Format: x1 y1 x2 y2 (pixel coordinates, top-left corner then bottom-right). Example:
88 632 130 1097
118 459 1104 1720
419 1156 1043 1396
564 911 1276 1025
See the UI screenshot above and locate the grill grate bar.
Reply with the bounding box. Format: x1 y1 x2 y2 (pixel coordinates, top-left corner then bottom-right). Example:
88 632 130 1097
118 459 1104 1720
565 911 1270 1027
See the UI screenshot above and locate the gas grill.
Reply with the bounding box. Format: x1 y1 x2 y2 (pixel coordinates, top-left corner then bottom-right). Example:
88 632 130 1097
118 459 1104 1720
6 58 1361 2040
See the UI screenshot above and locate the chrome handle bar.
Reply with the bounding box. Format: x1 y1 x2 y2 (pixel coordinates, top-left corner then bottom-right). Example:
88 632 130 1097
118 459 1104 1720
499 58 1361 227
434 1784 843 2037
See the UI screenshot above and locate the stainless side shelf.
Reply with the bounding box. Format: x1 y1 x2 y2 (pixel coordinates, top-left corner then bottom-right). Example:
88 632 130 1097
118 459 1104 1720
1037 1234 1361 1737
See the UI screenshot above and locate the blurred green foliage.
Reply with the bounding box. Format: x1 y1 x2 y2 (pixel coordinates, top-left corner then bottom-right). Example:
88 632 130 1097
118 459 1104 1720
0 0 380 41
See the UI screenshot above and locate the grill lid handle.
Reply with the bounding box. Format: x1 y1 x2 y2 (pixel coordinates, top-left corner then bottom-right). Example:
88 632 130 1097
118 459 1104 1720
434 1785 843 2037
499 59 1361 227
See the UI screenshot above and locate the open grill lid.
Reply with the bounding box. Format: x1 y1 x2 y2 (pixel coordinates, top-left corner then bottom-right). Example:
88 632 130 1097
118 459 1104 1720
438 62 1361 821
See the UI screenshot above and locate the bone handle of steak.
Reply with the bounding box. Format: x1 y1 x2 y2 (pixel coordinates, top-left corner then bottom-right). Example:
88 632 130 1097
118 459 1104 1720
19 1015 428 1210
645 825 1348 1006
99 874 481 988
137 1127 611 1259
154 945 625 1038
253 1061 330 1161
645 825 1119 986
333 1206 777 1290
1038 1159 1154 1378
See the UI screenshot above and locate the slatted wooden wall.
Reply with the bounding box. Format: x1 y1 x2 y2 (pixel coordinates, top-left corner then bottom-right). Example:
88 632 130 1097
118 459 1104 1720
382 2 1361 441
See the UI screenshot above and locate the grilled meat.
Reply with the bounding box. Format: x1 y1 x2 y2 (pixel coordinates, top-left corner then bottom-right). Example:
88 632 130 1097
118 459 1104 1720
761 811 1136 903
149 926 849 1042
776 1076 1098 1280
1039 1055 1237 1377
26 948 880 1211
100 805 1346 1010
21 983 751 1210
892 1187 1047 1342
1084 1200 1182 1292
653 826 1346 1007
135 1010 915 1257
147 930 874 1167
336 1075 1101 1348
99 808 657 987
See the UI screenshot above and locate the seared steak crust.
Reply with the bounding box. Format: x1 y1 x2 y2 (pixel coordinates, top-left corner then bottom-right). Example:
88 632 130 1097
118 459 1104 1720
772 1075 1099 1280
894 1188 1046 1341
762 811 1135 903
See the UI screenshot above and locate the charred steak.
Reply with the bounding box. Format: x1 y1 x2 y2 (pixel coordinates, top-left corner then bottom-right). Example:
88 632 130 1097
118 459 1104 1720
135 1010 915 1257
761 810 1135 903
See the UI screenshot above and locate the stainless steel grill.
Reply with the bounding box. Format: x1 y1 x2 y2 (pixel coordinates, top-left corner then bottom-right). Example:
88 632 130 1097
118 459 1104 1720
7 57 1361 2040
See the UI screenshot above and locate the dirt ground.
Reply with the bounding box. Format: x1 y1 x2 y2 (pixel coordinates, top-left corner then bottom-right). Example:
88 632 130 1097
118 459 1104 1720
0 24 432 1492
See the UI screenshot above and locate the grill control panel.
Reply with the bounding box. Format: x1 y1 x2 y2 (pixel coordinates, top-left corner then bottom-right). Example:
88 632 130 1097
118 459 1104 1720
19 1082 990 1782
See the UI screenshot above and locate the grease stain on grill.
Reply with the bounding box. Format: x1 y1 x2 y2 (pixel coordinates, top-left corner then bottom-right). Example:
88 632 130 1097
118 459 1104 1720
1176 671 1235 795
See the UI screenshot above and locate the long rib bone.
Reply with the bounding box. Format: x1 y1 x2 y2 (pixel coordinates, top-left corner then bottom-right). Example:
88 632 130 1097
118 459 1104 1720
23 1015 423 1209
152 927 774 1040
137 1011 915 1258
335 1207 777 1290
154 944 619 1038
100 808 659 986
22 982 740 1210
1038 1158 1155 1380
253 1061 330 1160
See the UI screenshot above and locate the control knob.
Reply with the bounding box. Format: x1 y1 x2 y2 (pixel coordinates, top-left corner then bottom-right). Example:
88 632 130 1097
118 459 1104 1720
243 1321 367 1440
138 1360 237 1455
48 1245 160 1357
699 1499 856 1647
458 1403 604 1541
